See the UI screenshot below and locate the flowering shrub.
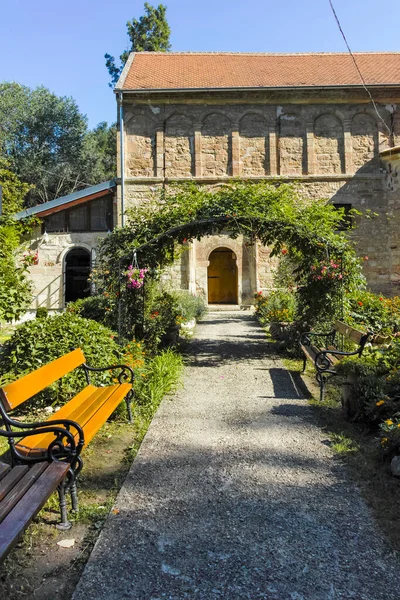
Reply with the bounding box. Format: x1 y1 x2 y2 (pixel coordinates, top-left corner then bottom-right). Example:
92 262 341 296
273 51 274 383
255 290 296 324
346 291 400 334
379 415 400 457
126 266 148 289
310 259 343 281
22 250 39 266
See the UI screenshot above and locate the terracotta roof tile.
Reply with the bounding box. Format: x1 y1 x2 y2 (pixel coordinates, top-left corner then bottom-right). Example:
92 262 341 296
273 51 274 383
119 52 400 91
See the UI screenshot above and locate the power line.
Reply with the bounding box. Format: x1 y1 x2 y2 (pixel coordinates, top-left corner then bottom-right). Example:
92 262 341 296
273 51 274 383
328 0 392 137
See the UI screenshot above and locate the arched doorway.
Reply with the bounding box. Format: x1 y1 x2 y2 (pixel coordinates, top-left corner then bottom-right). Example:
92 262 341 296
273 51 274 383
208 247 238 304
64 247 91 304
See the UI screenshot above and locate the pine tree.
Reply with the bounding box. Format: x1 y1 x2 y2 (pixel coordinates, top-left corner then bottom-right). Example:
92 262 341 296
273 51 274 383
105 3 171 88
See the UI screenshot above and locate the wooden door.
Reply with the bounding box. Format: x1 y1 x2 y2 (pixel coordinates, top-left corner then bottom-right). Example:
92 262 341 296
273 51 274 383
208 248 237 304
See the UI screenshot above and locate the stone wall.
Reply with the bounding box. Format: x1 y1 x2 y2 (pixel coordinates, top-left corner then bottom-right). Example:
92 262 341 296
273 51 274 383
23 230 107 311
123 101 392 180
121 93 398 298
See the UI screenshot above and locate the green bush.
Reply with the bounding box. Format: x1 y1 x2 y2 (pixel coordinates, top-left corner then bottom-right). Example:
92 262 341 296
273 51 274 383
346 291 400 334
66 295 113 327
35 307 48 319
172 290 206 323
0 313 122 408
337 344 400 425
255 290 296 324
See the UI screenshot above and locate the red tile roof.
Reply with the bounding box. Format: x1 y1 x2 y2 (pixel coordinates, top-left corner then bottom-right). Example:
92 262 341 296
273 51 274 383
118 52 400 91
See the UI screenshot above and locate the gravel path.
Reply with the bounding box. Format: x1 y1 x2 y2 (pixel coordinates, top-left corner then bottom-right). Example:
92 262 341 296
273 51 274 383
73 312 400 600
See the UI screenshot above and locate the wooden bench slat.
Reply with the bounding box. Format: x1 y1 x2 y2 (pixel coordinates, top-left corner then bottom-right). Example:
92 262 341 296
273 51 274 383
0 463 11 482
1 349 86 410
78 384 132 447
0 461 69 560
15 383 131 454
0 465 29 502
334 320 365 345
0 462 48 522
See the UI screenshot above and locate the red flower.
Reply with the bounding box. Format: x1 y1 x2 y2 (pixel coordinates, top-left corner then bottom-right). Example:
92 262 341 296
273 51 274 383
357 301 363 306
281 249 288 255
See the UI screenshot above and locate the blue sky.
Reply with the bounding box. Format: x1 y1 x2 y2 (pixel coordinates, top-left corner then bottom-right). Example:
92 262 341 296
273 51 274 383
1 0 399 129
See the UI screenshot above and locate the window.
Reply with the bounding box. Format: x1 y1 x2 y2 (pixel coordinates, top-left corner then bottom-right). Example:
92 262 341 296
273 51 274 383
333 203 353 230
44 196 113 233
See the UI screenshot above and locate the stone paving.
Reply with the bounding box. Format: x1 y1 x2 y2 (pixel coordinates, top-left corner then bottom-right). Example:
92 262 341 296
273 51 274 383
73 312 400 600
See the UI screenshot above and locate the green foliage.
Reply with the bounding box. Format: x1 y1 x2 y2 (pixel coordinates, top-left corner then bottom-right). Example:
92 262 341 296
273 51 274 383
336 342 400 426
379 414 400 457
346 291 400 334
35 307 48 319
0 161 33 323
0 83 116 205
82 121 117 182
171 290 206 323
255 290 296 323
66 295 114 327
105 3 171 87
135 348 183 408
0 313 121 408
95 181 360 331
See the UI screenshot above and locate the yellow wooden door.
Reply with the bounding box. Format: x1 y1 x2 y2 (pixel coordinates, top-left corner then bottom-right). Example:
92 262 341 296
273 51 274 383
208 249 237 304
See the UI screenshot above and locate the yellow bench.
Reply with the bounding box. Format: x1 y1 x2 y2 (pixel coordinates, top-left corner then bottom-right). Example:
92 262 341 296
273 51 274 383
0 348 134 532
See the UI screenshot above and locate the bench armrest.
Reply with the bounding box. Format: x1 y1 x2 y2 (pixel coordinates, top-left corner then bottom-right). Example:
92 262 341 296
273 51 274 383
314 348 364 372
300 330 336 347
82 363 135 386
0 424 79 465
3 416 84 451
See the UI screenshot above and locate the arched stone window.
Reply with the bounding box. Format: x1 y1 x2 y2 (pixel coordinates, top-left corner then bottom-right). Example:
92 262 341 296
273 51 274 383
239 114 268 176
165 114 194 177
126 115 156 177
314 114 345 174
278 114 306 175
201 114 231 177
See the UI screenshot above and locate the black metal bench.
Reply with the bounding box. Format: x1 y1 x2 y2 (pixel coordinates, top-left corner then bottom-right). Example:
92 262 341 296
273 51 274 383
299 320 376 401
0 348 134 561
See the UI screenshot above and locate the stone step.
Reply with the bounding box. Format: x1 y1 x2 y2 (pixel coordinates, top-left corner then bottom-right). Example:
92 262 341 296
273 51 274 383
207 304 254 311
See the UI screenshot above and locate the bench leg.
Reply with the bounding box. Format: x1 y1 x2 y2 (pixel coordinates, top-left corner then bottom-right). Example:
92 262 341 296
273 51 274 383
302 355 307 373
56 480 71 530
70 482 79 513
125 390 134 423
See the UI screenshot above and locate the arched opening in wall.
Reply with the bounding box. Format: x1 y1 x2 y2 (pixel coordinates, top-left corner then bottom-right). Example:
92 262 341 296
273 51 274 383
207 247 238 304
64 247 91 304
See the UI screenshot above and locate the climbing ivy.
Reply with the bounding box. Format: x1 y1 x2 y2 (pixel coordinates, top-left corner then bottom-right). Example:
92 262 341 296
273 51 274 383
94 181 365 335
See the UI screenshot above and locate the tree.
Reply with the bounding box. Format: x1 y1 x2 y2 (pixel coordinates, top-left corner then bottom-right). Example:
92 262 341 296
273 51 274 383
0 160 33 322
82 122 117 183
105 3 171 87
0 83 116 205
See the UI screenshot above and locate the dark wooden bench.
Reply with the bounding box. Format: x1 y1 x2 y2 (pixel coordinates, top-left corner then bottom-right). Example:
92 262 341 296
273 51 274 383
299 320 384 401
0 348 134 557
0 460 70 561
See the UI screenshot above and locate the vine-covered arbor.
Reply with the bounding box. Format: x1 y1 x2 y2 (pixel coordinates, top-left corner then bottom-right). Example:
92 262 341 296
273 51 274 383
93 182 364 337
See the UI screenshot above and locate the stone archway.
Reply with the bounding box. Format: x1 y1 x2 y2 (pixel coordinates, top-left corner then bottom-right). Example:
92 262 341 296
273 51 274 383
64 247 91 304
207 247 238 304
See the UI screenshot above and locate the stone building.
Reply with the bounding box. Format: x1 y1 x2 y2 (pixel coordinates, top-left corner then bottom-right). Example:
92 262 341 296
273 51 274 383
115 52 400 305
16 52 400 310
14 181 116 313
